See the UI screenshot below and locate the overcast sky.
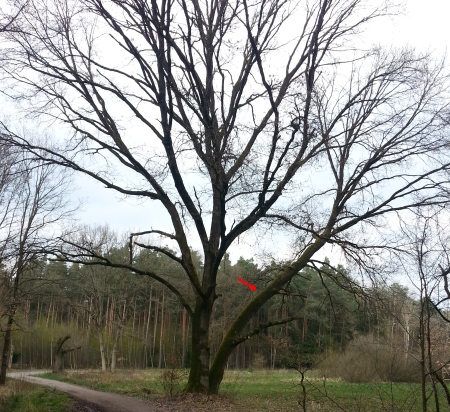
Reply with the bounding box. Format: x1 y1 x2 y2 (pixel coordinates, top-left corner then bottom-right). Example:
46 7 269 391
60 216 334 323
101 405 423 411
71 0 450 265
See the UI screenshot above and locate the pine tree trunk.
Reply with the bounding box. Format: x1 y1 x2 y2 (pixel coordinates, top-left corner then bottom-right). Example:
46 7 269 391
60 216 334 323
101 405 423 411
51 301 56 328
181 307 186 368
131 298 136 368
46 299 52 329
158 293 165 369
143 284 152 368
152 291 159 367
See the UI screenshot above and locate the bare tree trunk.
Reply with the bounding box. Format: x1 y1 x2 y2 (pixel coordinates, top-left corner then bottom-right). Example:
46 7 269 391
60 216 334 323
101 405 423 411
181 307 186 368
404 313 411 359
36 298 40 323
51 300 56 328
86 296 93 342
109 297 115 336
24 298 29 327
105 296 109 334
97 329 107 372
46 299 52 329
50 333 53 367
131 298 136 368
0 316 14 383
7 344 14 369
110 327 121 373
158 292 165 369
53 335 80 373
143 284 152 368
1 254 22 385
111 288 127 372
419 297 427 412
272 345 276 370
152 291 159 367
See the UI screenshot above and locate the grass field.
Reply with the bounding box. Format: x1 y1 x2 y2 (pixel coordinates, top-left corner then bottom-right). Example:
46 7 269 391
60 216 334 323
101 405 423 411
39 369 449 411
0 378 73 412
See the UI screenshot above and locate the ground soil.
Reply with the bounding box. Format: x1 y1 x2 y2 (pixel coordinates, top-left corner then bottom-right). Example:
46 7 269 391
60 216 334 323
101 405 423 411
69 397 110 412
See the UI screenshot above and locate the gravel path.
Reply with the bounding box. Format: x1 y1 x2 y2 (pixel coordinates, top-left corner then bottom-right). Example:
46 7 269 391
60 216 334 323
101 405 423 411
8 371 165 412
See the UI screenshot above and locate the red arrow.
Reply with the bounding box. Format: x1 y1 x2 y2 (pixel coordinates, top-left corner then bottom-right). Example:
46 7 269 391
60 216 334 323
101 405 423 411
237 277 257 291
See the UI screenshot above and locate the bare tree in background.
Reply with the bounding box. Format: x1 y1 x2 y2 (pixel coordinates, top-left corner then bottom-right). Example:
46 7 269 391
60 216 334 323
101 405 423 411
0 144 73 385
1 0 450 393
402 212 450 411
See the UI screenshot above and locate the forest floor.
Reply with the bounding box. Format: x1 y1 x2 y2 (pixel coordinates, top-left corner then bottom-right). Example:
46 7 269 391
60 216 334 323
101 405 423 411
34 368 447 411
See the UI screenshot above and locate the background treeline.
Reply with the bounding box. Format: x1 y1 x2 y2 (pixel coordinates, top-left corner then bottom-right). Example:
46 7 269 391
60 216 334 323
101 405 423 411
3 239 447 382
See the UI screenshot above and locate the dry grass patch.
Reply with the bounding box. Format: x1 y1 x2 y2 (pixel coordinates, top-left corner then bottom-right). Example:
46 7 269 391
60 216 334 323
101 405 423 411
0 377 73 412
0 377 36 399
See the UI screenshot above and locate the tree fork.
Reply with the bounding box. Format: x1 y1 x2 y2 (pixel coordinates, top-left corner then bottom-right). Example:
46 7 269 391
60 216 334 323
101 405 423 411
209 240 324 393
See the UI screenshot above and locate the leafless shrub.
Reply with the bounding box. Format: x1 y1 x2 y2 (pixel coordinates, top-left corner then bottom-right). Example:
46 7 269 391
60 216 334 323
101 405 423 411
318 335 420 383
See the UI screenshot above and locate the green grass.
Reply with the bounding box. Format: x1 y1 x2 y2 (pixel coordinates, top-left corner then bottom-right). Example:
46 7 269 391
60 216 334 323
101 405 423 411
0 379 73 412
39 369 448 411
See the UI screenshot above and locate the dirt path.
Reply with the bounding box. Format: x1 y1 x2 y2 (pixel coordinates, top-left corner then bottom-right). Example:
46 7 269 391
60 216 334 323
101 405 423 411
7 371 166 412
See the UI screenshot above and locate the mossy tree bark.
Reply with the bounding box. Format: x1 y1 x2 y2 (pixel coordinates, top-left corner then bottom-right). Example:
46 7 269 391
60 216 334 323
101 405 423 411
209 240 324 394
184 297 214 392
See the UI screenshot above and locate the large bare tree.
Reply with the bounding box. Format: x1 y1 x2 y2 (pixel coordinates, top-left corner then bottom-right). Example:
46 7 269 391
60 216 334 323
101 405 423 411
0 145 73 385
1 0 450 393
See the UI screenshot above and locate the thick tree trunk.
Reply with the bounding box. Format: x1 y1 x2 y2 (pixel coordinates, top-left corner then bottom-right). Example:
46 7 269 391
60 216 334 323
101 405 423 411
184 296 213 393
207 241 325 394
52 335 80 373
53 336 68 373
0 315 14 384
0 260 21 385
53 351 62 372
